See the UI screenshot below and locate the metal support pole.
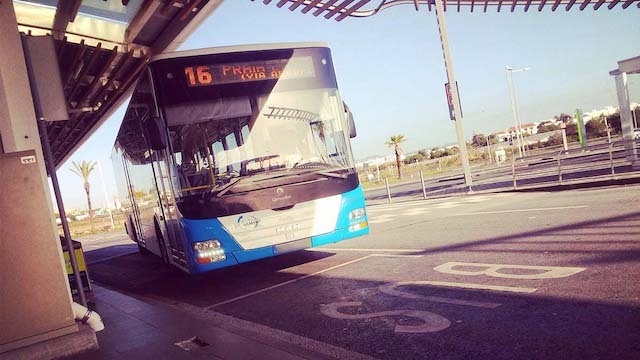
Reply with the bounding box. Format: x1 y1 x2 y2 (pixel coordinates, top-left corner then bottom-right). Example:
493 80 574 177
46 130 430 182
511 158 517 189
561 124 569 152
22 35 87 307
385 177 392 203
557 156 563 185
419 170 427 199
37 120 88 307
98 160 115 229
609 142 615 179
506 68 524 158
604 116 612 144
434 0 472 189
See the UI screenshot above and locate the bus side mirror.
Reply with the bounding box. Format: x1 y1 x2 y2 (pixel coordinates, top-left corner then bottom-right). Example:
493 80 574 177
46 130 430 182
144 116 167 150
344 103 357 138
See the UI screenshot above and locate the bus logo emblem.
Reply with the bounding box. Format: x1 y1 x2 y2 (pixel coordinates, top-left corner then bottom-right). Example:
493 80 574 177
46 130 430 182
236 215 260 230
276 223 301 234
276 187 284 195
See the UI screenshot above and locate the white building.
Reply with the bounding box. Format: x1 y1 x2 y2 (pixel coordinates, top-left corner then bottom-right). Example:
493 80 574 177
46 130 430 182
492 122 539 142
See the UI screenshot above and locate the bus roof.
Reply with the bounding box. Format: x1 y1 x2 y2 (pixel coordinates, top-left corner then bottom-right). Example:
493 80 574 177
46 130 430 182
150 42 329 63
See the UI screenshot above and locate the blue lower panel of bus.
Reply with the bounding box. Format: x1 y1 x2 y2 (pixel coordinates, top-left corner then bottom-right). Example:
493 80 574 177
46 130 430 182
181 186 369 274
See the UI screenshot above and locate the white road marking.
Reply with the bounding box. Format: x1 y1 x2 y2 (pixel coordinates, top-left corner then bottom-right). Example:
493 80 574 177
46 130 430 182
368 254 424 258
434 262 586 280
387 280 537 293
207 255 372 309
451 205 588 216
320 301 451 333
400 208 431 216
434 202 462 209
464 196 493 203
170 301 379 360
367 214 396 224
313 248 422 253
378 282 502 308
206 253 424 309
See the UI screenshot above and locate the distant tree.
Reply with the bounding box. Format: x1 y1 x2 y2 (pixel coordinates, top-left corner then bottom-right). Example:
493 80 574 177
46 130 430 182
70 160 97 231
471 134 487 147
585 116 608 138
385 135 406 179
605 112 622 134
444 147 459 156
554 113 573 123
431 149 446 158
418 149 429 158
565 123 578 136
546 133 564 146
404 154 425 165
537 121 561 133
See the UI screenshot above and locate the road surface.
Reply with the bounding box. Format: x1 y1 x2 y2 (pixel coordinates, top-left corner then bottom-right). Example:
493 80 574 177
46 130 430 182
84 184 640 360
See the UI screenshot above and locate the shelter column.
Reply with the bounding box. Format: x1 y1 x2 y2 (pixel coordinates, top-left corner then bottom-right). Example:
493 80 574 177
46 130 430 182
614 73 638 166
0 0 63 234
0 0 62 255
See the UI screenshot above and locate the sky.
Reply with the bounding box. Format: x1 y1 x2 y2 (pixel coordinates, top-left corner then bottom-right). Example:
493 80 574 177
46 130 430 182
53 1 640 210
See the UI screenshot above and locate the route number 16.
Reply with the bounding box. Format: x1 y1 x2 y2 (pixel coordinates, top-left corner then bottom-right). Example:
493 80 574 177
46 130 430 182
185 66 213 86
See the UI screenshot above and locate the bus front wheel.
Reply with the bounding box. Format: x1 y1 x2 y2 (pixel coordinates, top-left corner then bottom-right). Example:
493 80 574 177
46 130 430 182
155 222 169 265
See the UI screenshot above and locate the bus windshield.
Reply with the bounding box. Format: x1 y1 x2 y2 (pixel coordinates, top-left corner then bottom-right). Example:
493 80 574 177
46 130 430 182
152 48 355 199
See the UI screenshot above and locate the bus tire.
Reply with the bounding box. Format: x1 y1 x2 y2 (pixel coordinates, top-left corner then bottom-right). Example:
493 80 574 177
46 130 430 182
137 242 151 256
128 216 150 256
155 221 169 265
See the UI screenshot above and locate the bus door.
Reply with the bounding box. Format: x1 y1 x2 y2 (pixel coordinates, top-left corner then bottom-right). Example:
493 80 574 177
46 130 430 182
122 157 145 246
151 149 187 266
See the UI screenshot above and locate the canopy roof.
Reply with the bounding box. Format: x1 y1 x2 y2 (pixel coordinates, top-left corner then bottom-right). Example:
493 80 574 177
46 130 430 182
14 0 223 167
257 0 638 20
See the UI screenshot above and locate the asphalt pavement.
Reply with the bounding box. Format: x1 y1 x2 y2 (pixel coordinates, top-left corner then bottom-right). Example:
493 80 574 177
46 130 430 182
84 184 640 360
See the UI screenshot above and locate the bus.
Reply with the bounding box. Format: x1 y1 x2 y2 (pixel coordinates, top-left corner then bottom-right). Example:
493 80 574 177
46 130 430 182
112 43 369 274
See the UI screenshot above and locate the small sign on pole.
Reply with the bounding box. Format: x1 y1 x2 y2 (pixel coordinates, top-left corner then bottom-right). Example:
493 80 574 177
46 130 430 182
445 82 462 121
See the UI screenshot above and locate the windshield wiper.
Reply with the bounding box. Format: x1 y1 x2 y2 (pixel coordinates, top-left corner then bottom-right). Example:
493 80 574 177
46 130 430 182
214 177 243 198
315 168 350 179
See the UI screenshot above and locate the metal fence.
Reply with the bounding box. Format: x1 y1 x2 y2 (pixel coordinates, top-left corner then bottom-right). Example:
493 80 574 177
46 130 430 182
376 138 640 203
511 138 640 190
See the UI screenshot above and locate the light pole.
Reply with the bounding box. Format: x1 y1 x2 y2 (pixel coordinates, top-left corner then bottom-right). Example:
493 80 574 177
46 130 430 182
506 66 532 158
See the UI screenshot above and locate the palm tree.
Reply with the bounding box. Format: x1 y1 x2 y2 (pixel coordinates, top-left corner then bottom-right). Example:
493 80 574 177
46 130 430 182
385 135 406 179
70 160 97 230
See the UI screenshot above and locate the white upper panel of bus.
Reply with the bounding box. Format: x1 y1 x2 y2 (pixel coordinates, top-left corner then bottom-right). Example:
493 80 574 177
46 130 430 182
151 42 330 63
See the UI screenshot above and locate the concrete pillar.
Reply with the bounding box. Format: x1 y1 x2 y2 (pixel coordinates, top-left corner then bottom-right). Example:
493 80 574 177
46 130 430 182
0 0 80 354
0 0 67 277
614 73 638 165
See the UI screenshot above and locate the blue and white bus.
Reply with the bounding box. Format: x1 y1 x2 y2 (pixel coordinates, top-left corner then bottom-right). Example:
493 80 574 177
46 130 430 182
112 43 369 274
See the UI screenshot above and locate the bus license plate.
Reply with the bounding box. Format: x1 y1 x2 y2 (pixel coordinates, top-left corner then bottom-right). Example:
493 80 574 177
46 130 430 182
275 238 311 254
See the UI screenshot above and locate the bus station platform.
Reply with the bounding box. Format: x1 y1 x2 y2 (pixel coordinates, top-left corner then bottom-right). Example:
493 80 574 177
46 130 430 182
67 285 334 360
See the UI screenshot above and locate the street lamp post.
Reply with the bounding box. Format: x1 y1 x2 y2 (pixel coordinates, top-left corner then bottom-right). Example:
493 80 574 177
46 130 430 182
506 66 532 158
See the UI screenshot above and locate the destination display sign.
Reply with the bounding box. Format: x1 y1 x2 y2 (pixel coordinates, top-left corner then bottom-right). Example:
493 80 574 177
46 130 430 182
184 56 316 87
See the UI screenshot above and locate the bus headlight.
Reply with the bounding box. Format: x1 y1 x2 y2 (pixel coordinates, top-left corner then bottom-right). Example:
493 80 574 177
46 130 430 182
193 240 226 264
349 208 366 220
